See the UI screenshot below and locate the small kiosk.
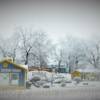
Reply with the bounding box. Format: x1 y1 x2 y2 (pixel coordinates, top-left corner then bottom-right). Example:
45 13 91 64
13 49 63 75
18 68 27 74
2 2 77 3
0 58 28 87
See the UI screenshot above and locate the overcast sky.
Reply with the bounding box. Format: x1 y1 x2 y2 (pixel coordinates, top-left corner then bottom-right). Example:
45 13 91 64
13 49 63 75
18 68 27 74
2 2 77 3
0 0 100 43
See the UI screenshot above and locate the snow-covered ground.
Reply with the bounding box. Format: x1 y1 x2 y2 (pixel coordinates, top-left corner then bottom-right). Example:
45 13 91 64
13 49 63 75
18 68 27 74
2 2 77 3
0 85 100 100
0 71 100 100
78 81 100 87
28 71 100 88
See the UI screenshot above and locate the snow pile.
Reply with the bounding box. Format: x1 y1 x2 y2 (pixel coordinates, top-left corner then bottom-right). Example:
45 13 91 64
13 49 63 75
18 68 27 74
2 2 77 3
28 71 72 82
28 71 72 88
53 73 72 82
19 64 28 70
28 71 53 81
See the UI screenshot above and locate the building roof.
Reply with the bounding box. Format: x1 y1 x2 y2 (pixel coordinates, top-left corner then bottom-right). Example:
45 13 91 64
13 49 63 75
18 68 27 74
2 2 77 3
76 67 100 73
0 59 28 71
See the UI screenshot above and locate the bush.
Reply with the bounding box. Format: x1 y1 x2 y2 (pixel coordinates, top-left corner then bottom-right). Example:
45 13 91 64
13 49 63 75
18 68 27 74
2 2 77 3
61 82 66 87
26 81 32 89
83 82 88 85
30 76 41 83
43 85 50 88
43 83 50 88
73 77 81 84
53 78 63 84
33 82 41 88
36 80 47 86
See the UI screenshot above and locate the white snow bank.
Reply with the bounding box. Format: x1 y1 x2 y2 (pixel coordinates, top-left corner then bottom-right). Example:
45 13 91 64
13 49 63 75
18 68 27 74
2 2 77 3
28 71 53 80
28 71 72 81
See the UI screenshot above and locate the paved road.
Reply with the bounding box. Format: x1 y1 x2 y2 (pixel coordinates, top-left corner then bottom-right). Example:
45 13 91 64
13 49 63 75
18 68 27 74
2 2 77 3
0 86 100 100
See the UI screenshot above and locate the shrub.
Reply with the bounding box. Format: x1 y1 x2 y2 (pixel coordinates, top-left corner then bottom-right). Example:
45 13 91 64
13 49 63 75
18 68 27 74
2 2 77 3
61 82 66 87
30 76 41 83
73 77 81 84
43 83 51 88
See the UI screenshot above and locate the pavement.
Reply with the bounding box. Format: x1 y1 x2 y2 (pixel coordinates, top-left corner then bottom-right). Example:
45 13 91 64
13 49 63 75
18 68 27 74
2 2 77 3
0 84 100 100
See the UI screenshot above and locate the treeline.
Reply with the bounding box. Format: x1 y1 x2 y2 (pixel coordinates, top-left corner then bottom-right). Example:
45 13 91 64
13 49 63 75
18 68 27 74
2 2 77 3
0 27 100 72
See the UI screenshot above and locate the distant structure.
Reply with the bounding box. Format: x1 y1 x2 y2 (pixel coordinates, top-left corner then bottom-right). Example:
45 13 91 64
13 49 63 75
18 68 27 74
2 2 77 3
48 64 69 73
72 67 100 81
28 66 52 72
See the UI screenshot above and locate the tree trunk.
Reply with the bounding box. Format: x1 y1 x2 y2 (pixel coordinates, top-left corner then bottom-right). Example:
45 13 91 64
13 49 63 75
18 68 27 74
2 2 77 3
25 53 28 65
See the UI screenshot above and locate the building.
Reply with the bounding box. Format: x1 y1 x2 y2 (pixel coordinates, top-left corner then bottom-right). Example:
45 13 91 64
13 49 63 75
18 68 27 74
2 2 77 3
0 58 28 87
48 64 69 73
71 71 81 78
74 67 100 81
57 67 69 73
28 66 53 72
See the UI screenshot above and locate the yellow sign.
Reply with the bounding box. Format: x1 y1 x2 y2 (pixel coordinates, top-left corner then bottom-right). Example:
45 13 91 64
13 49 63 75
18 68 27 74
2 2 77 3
71 71 81 77
3 62 8 68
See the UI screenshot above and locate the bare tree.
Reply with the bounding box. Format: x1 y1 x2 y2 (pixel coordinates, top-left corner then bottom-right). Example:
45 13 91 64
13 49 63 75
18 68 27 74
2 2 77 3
53 46 64 69
0 33 19 61
7 33 20 62
17 28 33 65
30 31 53 68
86 40 100 69
59 36 86 72
16 28 53 67
0 36 9 58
